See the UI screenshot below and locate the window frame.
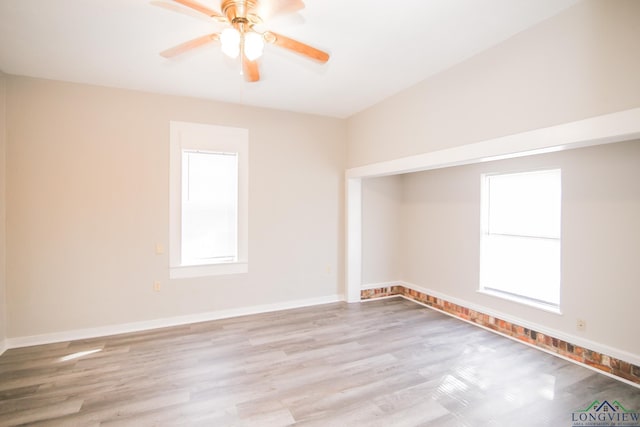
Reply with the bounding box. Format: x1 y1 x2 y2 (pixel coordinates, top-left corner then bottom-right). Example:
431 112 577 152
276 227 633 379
478 168 562 313
169 121 248 279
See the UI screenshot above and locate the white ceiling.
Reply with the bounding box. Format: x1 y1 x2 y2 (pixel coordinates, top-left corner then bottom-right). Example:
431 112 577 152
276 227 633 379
0 0 579 118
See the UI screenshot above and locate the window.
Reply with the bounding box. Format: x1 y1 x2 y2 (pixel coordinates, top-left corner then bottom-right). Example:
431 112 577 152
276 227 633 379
479 169 561 310
181 151 238 265
170 122 248 278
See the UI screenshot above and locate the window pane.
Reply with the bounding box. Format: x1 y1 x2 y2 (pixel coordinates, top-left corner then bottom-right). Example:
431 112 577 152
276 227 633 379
181 151 238 264
481 169 561 307
487 170 561 238
481 234 560 305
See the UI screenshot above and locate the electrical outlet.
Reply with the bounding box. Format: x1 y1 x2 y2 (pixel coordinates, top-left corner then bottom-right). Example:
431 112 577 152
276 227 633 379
576 319 586 331
153 281 161 292
155 243 164 255
326 265 332 275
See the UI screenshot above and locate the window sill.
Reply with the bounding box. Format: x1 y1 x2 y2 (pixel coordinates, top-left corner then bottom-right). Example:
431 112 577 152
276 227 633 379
170 262 248 279
477 289 562 315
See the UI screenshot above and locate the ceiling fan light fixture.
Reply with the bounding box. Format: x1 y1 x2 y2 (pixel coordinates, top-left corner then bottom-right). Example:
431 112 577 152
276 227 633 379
220 27 241 58
244 32 264 61
161 0 331 82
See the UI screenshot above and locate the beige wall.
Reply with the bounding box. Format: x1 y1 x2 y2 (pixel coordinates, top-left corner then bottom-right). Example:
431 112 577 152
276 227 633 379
352 0 640 358
400 141 640 355
0 72 6 345
5 76 347 338
347 0 640 168
5 0 640 354
361 175 403 285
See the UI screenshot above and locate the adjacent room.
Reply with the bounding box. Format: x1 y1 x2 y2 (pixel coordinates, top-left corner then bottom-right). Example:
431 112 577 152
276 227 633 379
0 0 639 425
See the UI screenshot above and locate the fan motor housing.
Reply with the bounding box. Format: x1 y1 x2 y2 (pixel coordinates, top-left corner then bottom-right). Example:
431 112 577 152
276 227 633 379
221 0 261 24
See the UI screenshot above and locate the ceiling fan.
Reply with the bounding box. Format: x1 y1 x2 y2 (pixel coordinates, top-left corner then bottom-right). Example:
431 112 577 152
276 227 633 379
159 0 330 82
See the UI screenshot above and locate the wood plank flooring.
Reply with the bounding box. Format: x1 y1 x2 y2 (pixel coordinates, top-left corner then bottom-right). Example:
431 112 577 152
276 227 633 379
0 298 638 426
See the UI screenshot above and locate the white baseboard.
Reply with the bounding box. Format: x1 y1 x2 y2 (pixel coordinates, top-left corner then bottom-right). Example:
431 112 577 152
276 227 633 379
5 294 345 350
0 339 7 356
361 281 402 291
399 281 640 368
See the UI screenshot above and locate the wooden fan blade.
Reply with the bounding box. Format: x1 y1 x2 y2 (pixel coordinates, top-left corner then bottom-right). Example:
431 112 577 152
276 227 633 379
243 54 260 82
171 0 226 21
265 31 329 63
150 1 212 21
160 33 219 58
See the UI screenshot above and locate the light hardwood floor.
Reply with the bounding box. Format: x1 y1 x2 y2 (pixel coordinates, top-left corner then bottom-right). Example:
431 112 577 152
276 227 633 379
0 298 638 426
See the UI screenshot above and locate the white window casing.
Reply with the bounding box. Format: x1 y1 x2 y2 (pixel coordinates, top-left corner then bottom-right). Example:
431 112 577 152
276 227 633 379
169 121 248 278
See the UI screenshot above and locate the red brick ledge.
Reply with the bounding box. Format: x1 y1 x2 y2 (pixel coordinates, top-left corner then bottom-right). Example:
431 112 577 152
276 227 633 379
362 286 640 386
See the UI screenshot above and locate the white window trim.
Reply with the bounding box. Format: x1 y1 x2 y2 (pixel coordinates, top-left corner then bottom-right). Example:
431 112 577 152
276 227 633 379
169 121 248 278
479 168 562 312
477 288 562 314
